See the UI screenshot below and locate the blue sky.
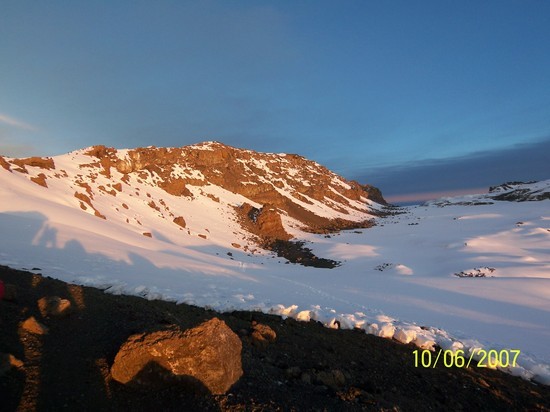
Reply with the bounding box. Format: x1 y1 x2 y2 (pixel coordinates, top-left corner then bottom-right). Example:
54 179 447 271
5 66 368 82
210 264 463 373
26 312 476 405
1 1 549 203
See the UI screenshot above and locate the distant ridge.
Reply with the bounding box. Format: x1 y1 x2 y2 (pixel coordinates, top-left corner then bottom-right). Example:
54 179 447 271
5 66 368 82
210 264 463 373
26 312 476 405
425 180 550 206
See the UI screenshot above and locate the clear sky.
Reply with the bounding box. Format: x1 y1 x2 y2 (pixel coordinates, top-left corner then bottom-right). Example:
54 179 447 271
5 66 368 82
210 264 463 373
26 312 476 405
1 1 549 203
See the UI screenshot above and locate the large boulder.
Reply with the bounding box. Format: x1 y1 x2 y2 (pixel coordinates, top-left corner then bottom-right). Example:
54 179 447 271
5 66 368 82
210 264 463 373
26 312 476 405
110 318 242 394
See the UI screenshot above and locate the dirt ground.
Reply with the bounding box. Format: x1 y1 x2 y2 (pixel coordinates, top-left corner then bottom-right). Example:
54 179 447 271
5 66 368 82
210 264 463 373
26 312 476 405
1 265 549 411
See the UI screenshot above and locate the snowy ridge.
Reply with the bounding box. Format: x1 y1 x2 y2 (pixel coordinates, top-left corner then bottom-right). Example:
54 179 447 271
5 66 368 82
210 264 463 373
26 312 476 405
0 148 549 385
426 179 550 206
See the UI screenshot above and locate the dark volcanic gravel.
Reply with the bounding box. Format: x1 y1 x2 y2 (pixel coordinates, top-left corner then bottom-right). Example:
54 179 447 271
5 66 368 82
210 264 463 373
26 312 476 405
1 265 549 411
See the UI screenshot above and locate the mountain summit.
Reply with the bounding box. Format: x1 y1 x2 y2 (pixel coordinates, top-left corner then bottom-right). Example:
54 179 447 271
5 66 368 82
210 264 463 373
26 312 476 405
0 142 385 264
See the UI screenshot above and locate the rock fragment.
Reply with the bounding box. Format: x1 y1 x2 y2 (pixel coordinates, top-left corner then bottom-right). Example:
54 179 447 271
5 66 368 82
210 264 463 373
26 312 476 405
0 353 24 377
251 322 277 348
21 316 49 335
38 296 72 318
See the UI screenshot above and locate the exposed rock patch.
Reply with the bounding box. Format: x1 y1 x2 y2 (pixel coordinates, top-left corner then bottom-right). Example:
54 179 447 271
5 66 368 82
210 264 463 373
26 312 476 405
74 192 106 219
11 156 55 171
30 173 48 188
237 203 292 242
159 178 194 197
172 216 186 228
0 156 11 171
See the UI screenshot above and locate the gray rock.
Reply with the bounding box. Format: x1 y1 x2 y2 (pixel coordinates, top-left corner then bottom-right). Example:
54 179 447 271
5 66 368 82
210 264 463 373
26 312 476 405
111 317 243 394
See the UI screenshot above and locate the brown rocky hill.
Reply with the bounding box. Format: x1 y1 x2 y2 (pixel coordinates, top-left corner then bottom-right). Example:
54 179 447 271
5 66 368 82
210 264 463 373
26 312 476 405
83 142 386 230
0 142 386 262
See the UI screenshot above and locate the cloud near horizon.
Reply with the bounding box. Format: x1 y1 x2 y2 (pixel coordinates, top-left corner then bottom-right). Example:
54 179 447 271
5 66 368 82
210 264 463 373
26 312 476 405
0 113 38 132
353 137 550 203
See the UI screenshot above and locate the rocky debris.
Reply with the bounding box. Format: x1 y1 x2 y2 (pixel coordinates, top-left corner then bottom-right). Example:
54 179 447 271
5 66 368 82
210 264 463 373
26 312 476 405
142 232 152 238
0 353 24 377
111 318 243 394
21 316 49 335
37 296 72 318
454 267 496 278
250 322 277 348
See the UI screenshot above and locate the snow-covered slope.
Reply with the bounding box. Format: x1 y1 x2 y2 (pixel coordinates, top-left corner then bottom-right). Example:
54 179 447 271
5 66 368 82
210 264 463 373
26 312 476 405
427 180 550 206
1 146 549 385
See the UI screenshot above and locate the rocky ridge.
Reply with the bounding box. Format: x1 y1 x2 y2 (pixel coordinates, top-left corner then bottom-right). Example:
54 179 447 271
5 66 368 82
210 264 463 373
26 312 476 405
425 179 550 207
0 142 386 265
488 180 550 202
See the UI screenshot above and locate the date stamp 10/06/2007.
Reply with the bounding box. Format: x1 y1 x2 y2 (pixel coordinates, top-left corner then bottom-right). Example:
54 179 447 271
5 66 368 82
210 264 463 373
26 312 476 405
413 349 521 369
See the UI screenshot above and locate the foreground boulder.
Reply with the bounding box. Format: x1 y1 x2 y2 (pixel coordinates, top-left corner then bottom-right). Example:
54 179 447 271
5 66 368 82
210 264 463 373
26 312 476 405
110 318 242 394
